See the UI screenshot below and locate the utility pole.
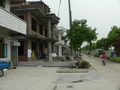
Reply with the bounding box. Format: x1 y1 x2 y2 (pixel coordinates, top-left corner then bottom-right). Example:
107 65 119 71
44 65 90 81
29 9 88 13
68 0 73 57
68 0 72 28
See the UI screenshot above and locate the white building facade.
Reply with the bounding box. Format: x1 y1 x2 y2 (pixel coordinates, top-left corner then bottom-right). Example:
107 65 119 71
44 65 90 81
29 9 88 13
55 26 66 57
0 0 26 65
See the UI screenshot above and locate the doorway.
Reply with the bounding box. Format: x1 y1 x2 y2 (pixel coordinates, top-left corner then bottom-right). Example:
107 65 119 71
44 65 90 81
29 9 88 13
11 46 18 66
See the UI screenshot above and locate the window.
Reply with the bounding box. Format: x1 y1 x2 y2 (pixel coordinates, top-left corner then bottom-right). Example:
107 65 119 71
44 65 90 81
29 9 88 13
18 41 24 55
45 45 47 48
39 44 43 53
0 38 3 42
0 0 4 8
32 18 37 31
0 38 7 58
45 29 47 37
39 25 43 35
3 44 7 58
32 42 36 51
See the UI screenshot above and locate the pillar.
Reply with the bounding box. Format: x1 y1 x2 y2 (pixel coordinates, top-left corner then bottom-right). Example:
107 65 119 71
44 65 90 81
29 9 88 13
5 0 10 11
27 12 31 34
48 19 52 61
52 26 56 53
27 13 31 61
58 45 62 56
27 39 31 61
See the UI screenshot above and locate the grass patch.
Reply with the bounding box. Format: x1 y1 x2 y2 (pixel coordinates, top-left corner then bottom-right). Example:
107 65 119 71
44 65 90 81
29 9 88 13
110 56 120 63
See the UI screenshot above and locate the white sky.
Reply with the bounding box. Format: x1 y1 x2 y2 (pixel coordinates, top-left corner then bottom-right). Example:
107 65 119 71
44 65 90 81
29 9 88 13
26 0 120 46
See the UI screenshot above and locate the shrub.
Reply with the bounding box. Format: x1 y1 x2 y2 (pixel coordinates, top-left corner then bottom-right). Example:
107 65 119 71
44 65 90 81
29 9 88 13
75 60 91 68
75 61 80 67
80 60 91 68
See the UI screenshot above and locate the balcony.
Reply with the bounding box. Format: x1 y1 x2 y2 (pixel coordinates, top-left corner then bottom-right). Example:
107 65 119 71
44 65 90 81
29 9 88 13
0 6 26 34
11 4 60 27
55 40 65 46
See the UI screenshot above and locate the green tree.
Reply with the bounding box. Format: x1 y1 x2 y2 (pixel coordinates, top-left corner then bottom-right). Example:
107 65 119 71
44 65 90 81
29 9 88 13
96 38 109 50
107 26 120 56
107 26 120 46
81 43 96 52
66 19 98 59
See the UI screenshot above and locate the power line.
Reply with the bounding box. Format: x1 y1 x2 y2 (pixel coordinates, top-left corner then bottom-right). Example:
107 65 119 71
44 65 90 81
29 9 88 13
57 0 62 16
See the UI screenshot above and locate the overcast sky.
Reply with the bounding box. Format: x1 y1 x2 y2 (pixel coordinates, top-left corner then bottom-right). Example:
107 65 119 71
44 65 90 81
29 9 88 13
27 0 120 45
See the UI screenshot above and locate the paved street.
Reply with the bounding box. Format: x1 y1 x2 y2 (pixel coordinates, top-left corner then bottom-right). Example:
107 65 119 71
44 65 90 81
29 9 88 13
0 67 60 90
0 55 120 90
83 54 120 90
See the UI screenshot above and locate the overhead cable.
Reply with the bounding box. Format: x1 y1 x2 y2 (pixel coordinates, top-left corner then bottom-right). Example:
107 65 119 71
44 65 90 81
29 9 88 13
57 0 62 16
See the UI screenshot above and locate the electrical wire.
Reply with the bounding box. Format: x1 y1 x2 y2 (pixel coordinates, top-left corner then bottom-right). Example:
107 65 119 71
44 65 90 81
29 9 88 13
57 0 62 16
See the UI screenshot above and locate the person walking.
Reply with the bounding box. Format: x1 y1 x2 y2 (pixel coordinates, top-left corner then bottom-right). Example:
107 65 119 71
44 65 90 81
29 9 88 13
102 52 107 65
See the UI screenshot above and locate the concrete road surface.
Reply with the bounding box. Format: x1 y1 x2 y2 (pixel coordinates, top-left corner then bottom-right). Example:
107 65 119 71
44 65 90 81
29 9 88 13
82 54 120 90
0 55 119 90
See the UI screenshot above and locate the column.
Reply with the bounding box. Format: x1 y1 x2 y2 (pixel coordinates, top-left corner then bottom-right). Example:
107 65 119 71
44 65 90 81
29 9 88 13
52 25 56 53
58 33 61 40
52 25 56 38
27 13 31 34
48 19 51 38
48 19 52 61
27 39 31 61
58 45 62 56
27 13 32 61
5 0 10 11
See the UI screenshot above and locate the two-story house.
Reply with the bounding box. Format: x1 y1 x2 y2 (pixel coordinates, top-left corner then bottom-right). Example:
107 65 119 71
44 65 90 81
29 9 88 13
55 26 66 56
0 0 26 66
10 1 60 62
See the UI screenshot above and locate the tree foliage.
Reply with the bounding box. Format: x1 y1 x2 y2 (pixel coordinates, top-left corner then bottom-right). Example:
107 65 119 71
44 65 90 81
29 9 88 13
81 26 120 54
82 43 96 51
66 19 98 50
107 26 120 46
96 38 109 50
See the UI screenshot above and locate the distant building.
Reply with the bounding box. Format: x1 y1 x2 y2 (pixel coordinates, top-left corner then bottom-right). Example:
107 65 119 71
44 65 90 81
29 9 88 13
55 26 68 57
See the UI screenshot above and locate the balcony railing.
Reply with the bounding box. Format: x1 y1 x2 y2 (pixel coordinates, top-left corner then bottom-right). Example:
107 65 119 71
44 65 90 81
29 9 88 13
0 6 26 34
